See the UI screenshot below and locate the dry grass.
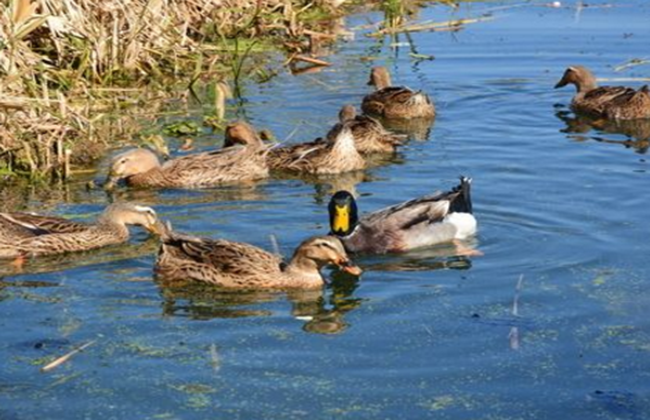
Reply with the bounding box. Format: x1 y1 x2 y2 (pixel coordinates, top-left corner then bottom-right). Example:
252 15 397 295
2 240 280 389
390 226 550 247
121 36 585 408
0 0 347 179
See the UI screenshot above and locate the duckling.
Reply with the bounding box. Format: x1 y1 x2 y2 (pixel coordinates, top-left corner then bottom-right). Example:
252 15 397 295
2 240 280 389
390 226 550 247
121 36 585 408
362 66 435 119
268 126 366 175
327 105 405 154
105 124 269 189
328 177 477 254
155 226 362 289
555 65 650 120
0 203 160 258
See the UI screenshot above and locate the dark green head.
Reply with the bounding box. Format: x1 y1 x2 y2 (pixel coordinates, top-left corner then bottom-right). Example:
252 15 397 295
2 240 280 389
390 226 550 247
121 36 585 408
328 191 359 237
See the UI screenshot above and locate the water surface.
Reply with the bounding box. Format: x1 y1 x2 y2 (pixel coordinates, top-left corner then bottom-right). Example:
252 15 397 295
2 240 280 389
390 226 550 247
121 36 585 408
2 1 650 419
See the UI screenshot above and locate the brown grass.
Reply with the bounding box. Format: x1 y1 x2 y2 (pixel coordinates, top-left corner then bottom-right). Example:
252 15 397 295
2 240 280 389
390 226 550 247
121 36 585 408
0 0 347 179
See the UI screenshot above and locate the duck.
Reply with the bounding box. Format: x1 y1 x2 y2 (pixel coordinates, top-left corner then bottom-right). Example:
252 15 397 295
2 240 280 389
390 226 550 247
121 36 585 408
154 225 362 290
362 66 435 119
105 123 269 189
267 125 366 175
328 177 477 254
0 203 160 258
327 105 405 154
555 65 650 120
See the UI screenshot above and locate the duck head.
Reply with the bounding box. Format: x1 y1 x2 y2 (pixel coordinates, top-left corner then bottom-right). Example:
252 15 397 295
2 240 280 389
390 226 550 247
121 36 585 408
99 203 161 234
294 236 362 276
223 121 265 148
338 105 357 123
105 148 161 190
368 66 392 90
328 190 359 237
555 66 597 92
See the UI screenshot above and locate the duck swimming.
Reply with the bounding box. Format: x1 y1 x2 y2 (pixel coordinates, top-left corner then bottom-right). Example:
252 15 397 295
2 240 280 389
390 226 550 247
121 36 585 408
0 203 160 258
362 66 435 120
154 225 361 290
328 177 477 254
327 105 405 154
555 65 650 120
105 122 269 189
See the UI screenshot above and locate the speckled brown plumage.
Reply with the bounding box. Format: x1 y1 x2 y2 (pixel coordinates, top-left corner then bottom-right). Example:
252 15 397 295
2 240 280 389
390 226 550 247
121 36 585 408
327 105 405 154
106 131 269 189
0 203 160 258
361 66 435 120
267 126 366 175
155 226 360 290
555 66 650 120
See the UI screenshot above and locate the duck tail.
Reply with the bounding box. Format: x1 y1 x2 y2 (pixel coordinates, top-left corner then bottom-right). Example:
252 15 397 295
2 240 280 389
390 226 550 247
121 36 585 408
158 221 176 243
449 176 473 214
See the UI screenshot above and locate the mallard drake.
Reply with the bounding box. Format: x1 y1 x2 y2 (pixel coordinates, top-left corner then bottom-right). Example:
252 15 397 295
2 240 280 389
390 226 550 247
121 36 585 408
268 125 366 175
154 226 362 290
555 66 650 120
327 105 405 154
328 177 477 254
362 66 435 120
105 125 269 189
0 203 160 258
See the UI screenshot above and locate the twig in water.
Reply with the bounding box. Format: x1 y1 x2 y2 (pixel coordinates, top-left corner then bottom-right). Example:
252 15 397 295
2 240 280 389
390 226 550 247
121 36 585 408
41 340 97 373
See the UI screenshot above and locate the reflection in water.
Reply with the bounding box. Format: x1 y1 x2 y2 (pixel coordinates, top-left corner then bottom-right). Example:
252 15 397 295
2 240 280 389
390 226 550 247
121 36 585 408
555 108 650 154
0 236 160 277
104 182 271 206
380 116 434 141
358 240 478 272
156 271 362 334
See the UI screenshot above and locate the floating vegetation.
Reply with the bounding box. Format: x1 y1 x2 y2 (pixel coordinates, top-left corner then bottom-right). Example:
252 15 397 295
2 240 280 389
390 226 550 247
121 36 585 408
163 121 201 137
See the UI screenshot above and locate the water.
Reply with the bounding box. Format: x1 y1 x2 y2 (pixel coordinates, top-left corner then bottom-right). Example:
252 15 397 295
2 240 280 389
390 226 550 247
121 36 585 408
3 1 650 418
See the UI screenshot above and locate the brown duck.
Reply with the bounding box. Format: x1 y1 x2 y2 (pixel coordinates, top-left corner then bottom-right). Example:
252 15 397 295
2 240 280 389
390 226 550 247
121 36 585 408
328 177 477 254
0 203 160 258
268 126 366 175
225 119 367 174
327 105 405 154
555 65 650 120
105 123 269 189
362 66 435 119
155 226 362 290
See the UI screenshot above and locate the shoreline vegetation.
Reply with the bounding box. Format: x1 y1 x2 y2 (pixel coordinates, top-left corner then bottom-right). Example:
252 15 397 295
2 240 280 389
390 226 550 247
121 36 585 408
0 0 473 182
1 0 362 181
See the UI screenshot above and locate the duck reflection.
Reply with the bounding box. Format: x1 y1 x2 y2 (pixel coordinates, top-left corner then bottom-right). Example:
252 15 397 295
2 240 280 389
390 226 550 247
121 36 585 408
357 239 477 272
0 236 160 277
377 116 434 142
556 108 650 154
104 182 271 206
156 271 362 334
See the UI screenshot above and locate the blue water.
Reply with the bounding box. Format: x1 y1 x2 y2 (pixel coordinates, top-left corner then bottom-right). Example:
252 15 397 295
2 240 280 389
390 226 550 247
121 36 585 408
2 1 650 418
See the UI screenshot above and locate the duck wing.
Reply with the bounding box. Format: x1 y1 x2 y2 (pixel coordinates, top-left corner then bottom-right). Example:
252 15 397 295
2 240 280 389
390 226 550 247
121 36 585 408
161 145 268 185
327 116 405 154
0 212 88 238
160 229 282 279
267 139 329 172
604 85 650 120
580 86 636 115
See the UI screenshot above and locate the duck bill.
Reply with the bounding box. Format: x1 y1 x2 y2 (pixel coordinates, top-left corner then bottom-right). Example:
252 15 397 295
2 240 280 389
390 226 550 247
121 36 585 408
554 76 568 89
332 205 350 235
145 220 166 236
337 258 362 277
